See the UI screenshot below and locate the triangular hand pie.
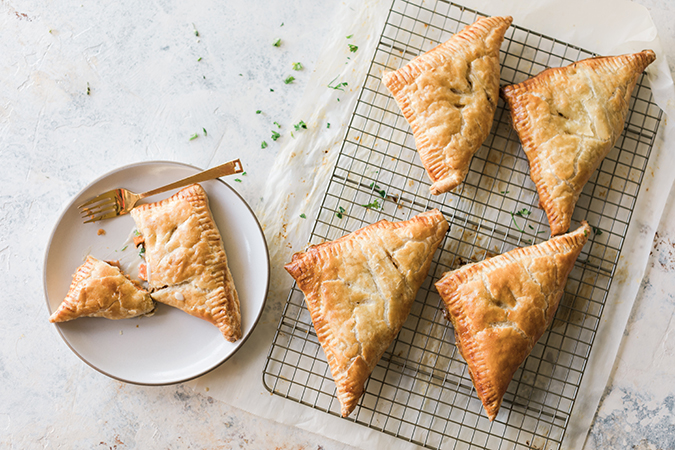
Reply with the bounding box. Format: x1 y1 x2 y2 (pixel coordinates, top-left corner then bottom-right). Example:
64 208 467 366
501 50 655 235
130 184 241 342
383 16 512 195
49 256 155 322
435 222 590 421
285 210 448 417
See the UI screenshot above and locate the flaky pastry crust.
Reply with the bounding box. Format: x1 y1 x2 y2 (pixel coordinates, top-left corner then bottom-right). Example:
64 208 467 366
49 256 155 322
285 210 448 417
130 184 241 342
383 16 512 195
501 50 655 235
435 222 591 421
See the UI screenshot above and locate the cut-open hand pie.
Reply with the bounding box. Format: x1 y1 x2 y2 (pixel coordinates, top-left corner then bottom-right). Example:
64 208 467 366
285 210 448 417
383 16 512 195
130 184 241 342
435 222 590 421
501 50 656 235
49 256 155 323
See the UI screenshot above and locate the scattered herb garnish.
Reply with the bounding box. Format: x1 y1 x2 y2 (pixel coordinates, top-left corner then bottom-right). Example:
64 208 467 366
284 75 295 84
362 199 382 210
336 206 346 219
270 88 274 92
234 178 242 183
261 141 268 149
584 229 588 237
348 44 358 53
327 123 331 129
242 171 247 176
327 75 348 91
274 121 281 128
256 110 262 114
593 227 603 236
273 38 281 47
292 62 303 71
510 208 531 232
139 247 146 258
369 182 386 198
280 22 284 27
197 57 202 61
346 34 353 39
134 230 140 236
294 120 307 131
193 24 199 37
300 213 307 219
501 190 510 194
271 130 281 141
202 127 207 136
121 245 128 252
86 82 90 95
189 133 199 141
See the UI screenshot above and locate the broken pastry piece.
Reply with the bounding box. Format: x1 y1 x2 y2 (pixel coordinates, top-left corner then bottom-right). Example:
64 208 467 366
383 15 512 195
501 50 656 235
285 209 448 417
435 222 591 421
49 256 155 323
130 184 241 342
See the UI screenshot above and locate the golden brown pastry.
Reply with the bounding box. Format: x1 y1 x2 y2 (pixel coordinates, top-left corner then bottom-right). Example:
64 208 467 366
285 210 449 417
49 256 155 322
435 222 591 421
383 16 512 195
130 184 241 342
501 50 655 235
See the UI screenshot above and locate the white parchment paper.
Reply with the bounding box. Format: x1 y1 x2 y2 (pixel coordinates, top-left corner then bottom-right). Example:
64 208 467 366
191 1 675 448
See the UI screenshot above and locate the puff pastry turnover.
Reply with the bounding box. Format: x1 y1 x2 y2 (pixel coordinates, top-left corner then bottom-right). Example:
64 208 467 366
501 50 655 235
435 222 591 421
383 15 512 195
130 184 241 342
285 210 448 417
49 256 155 322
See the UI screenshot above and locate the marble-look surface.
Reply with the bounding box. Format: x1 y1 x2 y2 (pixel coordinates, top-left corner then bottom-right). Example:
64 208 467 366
2 0 674 449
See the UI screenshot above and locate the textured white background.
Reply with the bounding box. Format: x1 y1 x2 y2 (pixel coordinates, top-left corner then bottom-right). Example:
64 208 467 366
1 0 674 449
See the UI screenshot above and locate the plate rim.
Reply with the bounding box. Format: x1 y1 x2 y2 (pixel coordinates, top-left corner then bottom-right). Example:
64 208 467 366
42 160 270 386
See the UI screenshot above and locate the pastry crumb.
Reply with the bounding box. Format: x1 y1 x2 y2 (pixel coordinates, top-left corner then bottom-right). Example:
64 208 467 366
97 229 106 235
119 330 123 335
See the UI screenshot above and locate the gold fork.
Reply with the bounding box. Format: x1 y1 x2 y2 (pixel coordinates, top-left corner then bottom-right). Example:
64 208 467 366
78 159 244 223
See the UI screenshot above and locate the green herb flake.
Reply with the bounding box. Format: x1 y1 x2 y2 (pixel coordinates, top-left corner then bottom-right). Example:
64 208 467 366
270 88 274 92
242 172 247 176
500 190 510 194
139 247 146 258
327 76 348 91
348 44 358 53
273 38 281 47
189 133 199 141
197 57 202 62
234 178 242 183
256 110 262 114
327 123 331 129
300 213 307 219
593 227 603 236
271 130 281 141
369 182 386 198
362 199 381 210
284 75 295 84
261 141 268 149
292 62 303 71
202 127 207 136
86 82 90 95
274 121 281 128
294 120 307 131
346 34 353 39
133 230 140 236
336 206 346 219
515 208 531 218
121 245 128 252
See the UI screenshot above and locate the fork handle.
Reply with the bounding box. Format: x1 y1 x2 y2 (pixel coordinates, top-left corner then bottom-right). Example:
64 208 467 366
139 159 244 199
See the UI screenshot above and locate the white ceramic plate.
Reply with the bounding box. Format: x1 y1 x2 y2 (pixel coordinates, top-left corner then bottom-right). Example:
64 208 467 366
43 161 269 385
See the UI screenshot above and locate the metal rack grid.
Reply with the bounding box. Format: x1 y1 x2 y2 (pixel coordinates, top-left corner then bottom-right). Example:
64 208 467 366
263 1 663 449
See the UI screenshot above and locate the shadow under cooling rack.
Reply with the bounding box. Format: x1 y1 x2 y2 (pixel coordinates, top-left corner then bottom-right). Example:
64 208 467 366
263 1 663 449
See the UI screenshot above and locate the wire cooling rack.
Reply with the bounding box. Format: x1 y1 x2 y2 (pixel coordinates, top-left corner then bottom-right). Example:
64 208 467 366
263 1 663 449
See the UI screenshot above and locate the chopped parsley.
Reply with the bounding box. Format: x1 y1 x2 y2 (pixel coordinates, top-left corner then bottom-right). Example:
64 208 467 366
273 38 281 47
294 120 307 131
300 213 307 219
362 199 382 210
234 178 242 183
336 206 346 219
327 76 348 91
202 127 207 136
346 34 353 39
270 88 274 92
271 130 281 141
292 62 303 71
327 123 331 129
348 44 358 53
284 75 295 84
501 190 510 194
593 227 603 236
369 182 386 198
274 121 281 128
193 24 199 37
261 141 268 149
256 110 262 114
189 133 199 141
139 247 145 258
